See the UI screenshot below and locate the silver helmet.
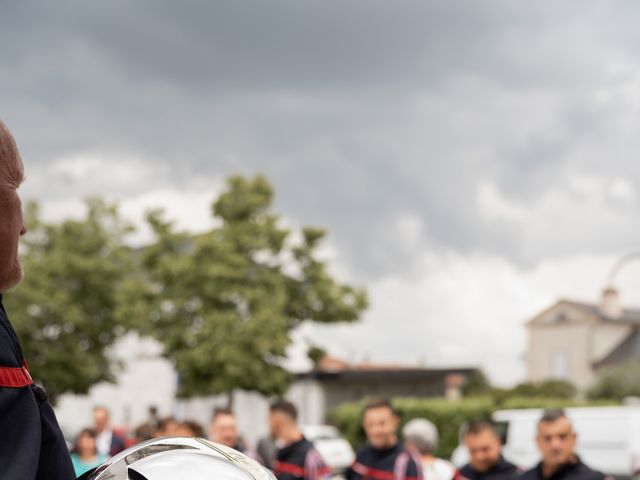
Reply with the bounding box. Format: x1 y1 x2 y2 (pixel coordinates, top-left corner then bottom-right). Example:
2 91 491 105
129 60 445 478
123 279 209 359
79 437 275 480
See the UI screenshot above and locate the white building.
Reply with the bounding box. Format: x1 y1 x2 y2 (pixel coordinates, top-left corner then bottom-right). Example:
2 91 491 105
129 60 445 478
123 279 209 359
527 288 640 392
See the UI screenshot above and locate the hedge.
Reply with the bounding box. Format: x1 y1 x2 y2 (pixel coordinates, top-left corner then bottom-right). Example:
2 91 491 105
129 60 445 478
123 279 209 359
329 396 615 459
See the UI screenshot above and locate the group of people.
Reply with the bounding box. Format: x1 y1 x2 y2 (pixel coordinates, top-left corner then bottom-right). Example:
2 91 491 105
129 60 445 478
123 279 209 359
346 399 611 480
68 405 250 476
68 397 613 480
68 400 327 477
452 409 611 480
264 397 613 480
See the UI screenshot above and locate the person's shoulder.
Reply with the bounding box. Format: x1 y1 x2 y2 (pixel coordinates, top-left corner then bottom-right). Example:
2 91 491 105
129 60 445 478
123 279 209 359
398 448 420 477
299 437 317 453
451 466 471 480
355 445 371 458
503 459 521 475
304 442 323 460
516 465 539 480
574 461 610 480
0 309 22 367
455 463 474 479
304 443 325 460
432 458 456 478
433 457 455 469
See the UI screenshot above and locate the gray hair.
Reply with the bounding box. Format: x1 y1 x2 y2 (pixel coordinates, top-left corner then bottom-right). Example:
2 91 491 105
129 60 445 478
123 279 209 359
538 409 572 431
402 418 439 455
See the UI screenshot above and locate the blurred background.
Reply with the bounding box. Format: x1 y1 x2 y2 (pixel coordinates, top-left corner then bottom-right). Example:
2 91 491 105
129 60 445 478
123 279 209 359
3 1 640 477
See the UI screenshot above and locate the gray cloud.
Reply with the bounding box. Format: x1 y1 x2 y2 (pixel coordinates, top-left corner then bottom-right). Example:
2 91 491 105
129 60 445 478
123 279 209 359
3 1 640 282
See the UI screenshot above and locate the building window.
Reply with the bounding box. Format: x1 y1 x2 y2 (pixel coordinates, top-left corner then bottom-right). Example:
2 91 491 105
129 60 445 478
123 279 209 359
550 350 569 379
554 312 568 323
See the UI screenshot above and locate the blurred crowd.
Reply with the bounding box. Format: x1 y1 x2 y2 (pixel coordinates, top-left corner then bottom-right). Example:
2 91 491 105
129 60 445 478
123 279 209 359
69 405 253 475
68 399 610 480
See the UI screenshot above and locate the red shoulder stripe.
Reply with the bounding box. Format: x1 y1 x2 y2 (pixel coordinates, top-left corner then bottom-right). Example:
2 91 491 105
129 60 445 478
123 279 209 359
352 463 396 480
0 362 33 388
275 461 306 477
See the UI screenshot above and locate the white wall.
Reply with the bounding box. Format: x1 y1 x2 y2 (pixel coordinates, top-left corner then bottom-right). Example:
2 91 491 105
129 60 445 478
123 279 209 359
55 333 177 438
286 378 326 426
54 334 326 447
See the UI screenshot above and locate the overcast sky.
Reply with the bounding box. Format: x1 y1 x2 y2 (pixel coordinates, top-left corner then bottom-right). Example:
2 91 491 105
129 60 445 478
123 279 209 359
4 1 640 385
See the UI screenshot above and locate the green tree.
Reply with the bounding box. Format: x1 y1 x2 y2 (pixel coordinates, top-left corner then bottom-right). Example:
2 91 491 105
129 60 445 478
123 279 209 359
307 345 328 368
462 369 492 397
4 199 133 404
588 360 640 400
127 175 367 403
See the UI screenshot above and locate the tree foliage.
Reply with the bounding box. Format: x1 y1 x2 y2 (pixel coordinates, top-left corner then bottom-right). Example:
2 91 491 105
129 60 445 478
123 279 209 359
307 345 328 368
125 175 368 398
588 360 640 401
462 369 492 397
3 175 366 403
492 379 577 402
4 199 133 404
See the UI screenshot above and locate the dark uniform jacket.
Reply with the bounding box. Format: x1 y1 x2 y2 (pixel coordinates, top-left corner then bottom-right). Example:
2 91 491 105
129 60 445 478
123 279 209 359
346 443 422 480
0 295 75 480
273 437 331 480
454 456 519 480
518 457 610 480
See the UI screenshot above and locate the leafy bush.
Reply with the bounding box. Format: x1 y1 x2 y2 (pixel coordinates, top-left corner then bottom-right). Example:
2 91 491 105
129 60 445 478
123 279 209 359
588 360 640 401
498 380 577 400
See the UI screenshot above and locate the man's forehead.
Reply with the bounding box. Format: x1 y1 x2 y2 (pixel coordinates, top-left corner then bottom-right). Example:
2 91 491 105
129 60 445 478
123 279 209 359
467 429 499 442
214 414 236 425
539 417 572 433
364 405 395 417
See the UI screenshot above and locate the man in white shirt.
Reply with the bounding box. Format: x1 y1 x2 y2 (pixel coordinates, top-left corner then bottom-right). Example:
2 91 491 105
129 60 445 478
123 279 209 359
93 405 126 457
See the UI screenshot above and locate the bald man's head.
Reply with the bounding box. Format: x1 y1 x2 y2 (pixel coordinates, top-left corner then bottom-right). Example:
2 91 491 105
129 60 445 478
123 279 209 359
0 120 27 292
0 121 24 191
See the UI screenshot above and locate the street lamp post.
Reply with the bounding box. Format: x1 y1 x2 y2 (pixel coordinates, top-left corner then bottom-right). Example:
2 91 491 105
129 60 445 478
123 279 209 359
607 252 640 287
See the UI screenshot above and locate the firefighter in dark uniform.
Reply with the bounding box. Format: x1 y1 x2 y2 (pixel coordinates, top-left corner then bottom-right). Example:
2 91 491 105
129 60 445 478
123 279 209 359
0 120 75 479
454 421 519 480
269 399 331 480
346 398 422 480
518 410 611 480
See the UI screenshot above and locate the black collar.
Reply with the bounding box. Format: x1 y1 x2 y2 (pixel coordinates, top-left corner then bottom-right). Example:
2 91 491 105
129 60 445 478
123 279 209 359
278 436 308 457
537 456 581 479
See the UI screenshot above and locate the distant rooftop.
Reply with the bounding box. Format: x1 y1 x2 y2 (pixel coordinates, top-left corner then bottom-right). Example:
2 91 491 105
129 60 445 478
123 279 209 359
559 298 640 324
594 328 640 369
300 355 475 382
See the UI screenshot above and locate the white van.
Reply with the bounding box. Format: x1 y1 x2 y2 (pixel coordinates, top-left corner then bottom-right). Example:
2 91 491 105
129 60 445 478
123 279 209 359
452 406 640 479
